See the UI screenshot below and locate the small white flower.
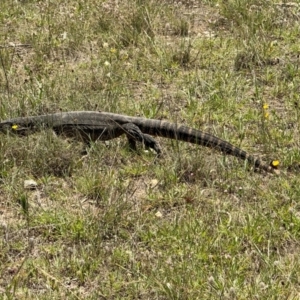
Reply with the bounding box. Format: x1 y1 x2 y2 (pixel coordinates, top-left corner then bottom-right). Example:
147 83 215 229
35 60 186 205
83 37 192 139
208 276 215 284
104 61 111 67
61 31 67 40
258 281 268 290
273 260 280 266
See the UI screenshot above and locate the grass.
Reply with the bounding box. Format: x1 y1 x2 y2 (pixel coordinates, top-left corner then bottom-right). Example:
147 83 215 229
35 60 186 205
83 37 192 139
1 0 300 298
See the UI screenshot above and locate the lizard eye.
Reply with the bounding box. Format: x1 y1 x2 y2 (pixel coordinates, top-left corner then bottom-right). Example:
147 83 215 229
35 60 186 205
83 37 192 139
12 124 18 130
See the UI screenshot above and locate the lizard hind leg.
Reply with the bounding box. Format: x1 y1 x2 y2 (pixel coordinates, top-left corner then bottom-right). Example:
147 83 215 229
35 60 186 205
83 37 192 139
122 123 161 154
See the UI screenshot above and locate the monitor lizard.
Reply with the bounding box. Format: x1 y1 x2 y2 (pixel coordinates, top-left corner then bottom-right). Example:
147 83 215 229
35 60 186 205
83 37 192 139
0 111 278 173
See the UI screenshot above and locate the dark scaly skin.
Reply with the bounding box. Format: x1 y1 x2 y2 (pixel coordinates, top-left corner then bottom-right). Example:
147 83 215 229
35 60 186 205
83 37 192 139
0 111 276 173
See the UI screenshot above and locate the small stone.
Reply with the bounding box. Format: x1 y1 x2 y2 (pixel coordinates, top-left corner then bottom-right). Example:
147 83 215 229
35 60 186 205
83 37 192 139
24 179 38 190
155 211 163 218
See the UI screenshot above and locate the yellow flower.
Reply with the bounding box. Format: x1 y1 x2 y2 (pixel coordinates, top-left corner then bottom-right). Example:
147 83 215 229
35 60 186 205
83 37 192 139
264 112 269 119
12 124 18 130
271 160 280 167
110 48 117 54
263 104 269 110
171 62 179 69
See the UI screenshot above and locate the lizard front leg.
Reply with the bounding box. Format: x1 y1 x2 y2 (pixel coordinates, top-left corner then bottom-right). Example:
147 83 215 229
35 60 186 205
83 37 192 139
121 123 162 154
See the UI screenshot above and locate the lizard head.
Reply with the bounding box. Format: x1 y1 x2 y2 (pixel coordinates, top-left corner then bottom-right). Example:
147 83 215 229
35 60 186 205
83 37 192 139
1 122 36 135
